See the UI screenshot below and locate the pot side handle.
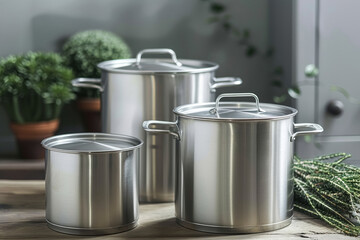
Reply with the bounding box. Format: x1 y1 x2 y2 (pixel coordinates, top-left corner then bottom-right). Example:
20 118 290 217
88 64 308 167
210 77 243 92
142 120 181 140
71 78 103 92
290 123 324 142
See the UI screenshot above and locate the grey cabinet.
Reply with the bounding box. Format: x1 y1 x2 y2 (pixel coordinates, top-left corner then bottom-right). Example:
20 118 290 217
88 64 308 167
293 0 360 165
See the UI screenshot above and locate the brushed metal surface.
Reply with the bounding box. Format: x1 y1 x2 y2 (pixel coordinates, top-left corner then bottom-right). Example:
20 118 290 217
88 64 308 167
174 117 295 231
174 102 297 120
101 71 239 202
143 95 323 233
176 217 292 234
97 56 218 74
73 49 242 203
41 133 140 153
46 219 137 236
44 137 141 235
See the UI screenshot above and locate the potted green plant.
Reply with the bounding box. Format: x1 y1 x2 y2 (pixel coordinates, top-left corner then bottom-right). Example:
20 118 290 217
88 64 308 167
62 30 131 132
0 52 75 159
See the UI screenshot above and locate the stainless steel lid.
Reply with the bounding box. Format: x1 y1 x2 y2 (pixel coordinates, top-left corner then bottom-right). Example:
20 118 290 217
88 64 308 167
97 48 218 74
174 93 298 121
42 133 143 153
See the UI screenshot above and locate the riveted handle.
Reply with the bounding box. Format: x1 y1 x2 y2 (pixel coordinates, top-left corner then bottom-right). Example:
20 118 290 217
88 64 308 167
143 120 181 140
290 123 324 142
211 93 263 115
136 48 182 67
210 77 243 92
71 78 103 92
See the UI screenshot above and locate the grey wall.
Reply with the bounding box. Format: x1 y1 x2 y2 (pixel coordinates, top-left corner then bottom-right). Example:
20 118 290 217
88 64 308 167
268 0 294 106
0 0 271 157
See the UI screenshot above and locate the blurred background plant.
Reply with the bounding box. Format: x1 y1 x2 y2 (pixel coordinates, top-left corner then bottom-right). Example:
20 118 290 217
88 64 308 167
62 30 131 98
203 0 360 105
0 52 74 124
203 0 262 58
202 0 288 103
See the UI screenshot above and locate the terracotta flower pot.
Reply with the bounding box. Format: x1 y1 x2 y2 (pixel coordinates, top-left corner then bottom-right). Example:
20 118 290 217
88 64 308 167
76 98 101 132
10 119 59 159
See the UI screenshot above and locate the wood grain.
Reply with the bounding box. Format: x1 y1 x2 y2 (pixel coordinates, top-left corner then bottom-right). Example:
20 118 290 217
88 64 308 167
0 180 357 240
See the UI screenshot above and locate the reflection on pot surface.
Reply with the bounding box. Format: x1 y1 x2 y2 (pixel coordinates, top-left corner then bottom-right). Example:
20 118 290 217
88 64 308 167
143 93 323 233
72 48 243 203
42 133 143 235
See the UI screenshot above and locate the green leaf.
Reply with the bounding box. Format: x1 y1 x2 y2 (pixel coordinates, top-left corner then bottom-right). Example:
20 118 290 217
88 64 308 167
271 79 283 88
273 94 287 103
304 64 319 77
330 85 360 104
288 86 301 98
274 66 284 75
210 2 225 14
330 85 350 98
245 45 257 57
223 22 231 31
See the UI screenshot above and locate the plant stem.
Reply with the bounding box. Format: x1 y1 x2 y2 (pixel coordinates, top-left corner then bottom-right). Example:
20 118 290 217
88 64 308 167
23 95 32 122
12 95 24 124
54 103 62 119
28 93 35 122
33 95 42 122
294 154 360 236
44 103 52 120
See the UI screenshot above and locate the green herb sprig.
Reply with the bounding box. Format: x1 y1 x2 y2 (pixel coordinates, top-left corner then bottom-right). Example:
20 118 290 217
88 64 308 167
294 153 360 236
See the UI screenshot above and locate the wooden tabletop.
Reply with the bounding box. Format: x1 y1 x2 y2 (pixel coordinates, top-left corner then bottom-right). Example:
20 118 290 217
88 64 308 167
0 180 357 240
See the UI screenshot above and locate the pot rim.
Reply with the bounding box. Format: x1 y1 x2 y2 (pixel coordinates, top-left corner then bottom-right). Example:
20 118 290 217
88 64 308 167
97 58 219 74
173 102 298 122
42 133 143 154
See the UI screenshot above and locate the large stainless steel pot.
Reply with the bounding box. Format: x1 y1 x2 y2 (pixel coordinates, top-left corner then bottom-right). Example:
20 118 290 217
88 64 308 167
41 133 142 235
143 93 323 233
72 48 242 203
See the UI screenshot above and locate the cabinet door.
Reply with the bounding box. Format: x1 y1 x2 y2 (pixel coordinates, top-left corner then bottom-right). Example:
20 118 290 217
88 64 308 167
295 0 360 165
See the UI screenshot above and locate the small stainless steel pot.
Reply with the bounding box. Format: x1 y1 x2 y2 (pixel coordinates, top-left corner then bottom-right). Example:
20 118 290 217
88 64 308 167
41 133 142 235
143 93 323 233
72 48 242 203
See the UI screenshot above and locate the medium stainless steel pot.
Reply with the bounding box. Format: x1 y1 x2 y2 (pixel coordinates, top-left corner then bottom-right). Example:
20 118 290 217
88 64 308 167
143 93 323 233
72 48 242 203
41 133 142 235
